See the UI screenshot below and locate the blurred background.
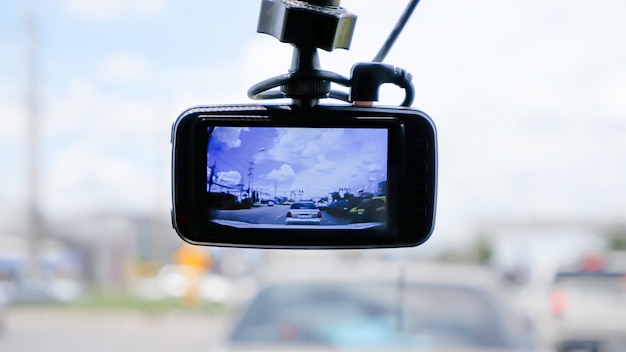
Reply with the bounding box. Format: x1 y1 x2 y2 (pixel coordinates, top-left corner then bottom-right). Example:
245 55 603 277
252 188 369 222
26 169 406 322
1 0 625 351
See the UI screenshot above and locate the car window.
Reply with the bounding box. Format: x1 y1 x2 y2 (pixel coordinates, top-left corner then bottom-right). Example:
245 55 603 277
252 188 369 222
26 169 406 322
230 282 533 349
290 203 318 210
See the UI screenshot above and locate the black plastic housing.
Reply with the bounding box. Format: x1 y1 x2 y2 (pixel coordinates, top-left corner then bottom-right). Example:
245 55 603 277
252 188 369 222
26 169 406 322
171 104 437 249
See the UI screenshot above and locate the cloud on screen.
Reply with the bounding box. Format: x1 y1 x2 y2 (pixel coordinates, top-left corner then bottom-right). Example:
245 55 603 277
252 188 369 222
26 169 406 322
207 127 388 199
273 127 387 195
266 164 296 183
216 170 242 186
212 127 249 149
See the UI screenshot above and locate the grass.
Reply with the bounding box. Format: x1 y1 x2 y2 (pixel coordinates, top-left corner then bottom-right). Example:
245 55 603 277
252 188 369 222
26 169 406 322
13 292 231 316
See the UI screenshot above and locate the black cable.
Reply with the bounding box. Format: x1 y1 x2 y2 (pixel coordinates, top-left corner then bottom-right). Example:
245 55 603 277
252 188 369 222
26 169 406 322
372 0 421 63
247 74 291 100
248 71 351 100
394 67 415 107
328 90 350 102
350 63 414 107
400 81 414 107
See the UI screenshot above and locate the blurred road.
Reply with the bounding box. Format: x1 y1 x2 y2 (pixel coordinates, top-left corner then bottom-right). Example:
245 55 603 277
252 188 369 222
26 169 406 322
0 308 228 352
213 205 350 225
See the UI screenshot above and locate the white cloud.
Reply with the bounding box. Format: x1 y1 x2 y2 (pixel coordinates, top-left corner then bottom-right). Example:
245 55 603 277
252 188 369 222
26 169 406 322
0 103 25 145
44 77 171 149
0 76 26 145
61 0 169 20
44 78 98 137
42 142 160 217
33 75 175 217
97 53 152 84
0 87 28 207
164 37 293 109
602 72 626 117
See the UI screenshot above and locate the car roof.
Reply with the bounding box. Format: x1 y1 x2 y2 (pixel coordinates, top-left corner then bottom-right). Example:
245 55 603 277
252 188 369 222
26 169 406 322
554 270 626 282
256 259 509 293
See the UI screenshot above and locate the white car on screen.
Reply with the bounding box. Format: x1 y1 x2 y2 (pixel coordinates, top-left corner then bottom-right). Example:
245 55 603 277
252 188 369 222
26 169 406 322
285 202 322 225
315 199 329 209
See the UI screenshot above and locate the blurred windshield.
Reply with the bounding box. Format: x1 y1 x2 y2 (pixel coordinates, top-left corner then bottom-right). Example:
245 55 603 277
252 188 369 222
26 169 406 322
231 282 532 349
2 1 626 352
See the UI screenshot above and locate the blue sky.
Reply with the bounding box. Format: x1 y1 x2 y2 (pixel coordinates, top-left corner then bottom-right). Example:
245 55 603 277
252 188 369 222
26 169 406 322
2 0 626 247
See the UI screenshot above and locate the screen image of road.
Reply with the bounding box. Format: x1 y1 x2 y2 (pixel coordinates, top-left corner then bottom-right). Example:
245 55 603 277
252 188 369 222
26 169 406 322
206 126 388 229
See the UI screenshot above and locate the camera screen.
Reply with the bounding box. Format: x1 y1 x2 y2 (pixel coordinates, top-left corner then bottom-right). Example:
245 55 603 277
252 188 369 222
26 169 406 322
206 126 389 230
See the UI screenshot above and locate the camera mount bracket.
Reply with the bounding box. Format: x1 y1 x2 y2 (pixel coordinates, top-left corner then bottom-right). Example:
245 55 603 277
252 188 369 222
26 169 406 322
250 0 356 108
248 0 418 108
257 0 357 52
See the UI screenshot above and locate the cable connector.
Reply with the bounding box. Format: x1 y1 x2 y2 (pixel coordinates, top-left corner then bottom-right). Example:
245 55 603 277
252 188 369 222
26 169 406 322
349 62 415 107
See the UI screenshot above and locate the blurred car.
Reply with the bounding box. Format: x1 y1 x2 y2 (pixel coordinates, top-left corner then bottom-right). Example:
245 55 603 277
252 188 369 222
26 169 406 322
222 262 550 352
349 196 387 223
285 202 322 225
267 200 275 207
549 271 626 351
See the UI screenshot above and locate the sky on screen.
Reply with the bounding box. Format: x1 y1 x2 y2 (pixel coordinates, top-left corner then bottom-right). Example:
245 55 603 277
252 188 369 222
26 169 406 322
208 127 387 199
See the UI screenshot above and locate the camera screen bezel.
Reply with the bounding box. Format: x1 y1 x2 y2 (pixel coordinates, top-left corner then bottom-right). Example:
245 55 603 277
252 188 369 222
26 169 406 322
172 104 436 248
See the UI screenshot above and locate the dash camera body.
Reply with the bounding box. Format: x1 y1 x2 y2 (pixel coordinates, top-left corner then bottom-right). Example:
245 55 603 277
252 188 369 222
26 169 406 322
171 104 436 249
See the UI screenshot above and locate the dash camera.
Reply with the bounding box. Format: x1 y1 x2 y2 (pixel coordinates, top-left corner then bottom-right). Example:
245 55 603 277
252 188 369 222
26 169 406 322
171 0 437 248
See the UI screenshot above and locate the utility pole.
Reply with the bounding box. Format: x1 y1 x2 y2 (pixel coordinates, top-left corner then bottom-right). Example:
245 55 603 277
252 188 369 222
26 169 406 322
25 3 43 279
247 148 265 204
208 162 216 192
247 161 254 202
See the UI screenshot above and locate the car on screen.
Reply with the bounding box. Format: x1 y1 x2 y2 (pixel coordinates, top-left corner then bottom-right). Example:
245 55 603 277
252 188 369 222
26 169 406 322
315 199 329 210
285 202 322 225
223 262 550 352
349 196 387 223
326 200 350 216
